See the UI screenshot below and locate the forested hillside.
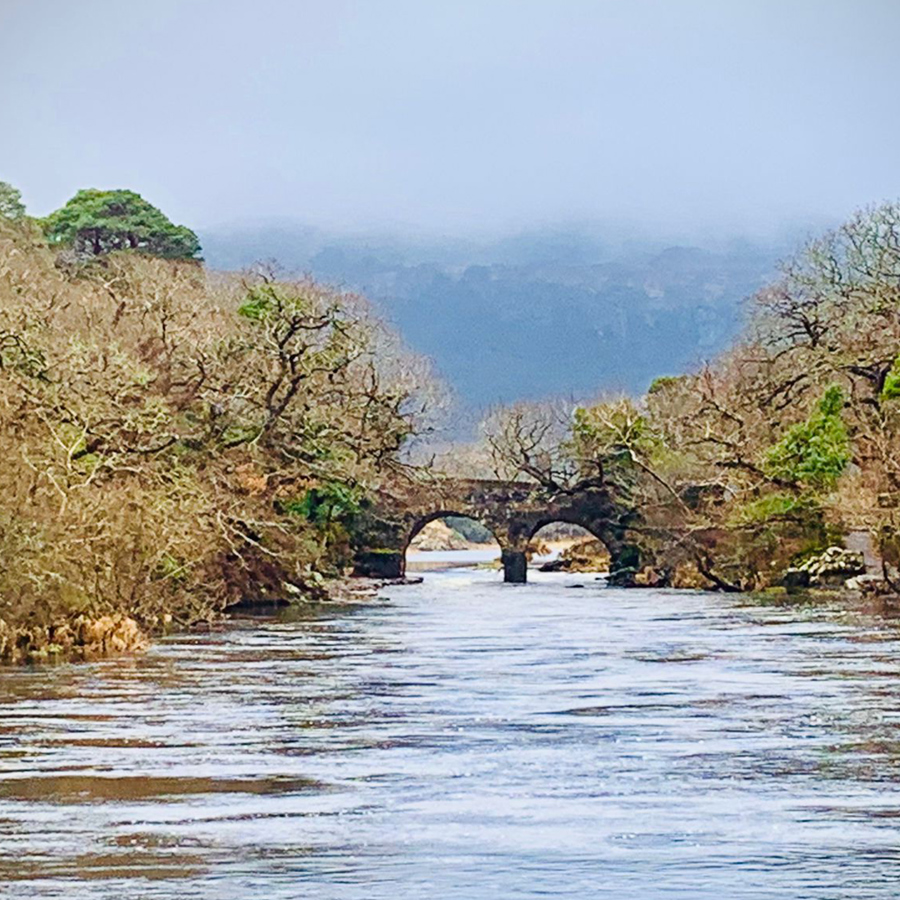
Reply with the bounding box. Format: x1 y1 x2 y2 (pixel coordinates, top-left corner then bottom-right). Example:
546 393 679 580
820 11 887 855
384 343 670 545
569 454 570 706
458 203 900 593
202 224 794 406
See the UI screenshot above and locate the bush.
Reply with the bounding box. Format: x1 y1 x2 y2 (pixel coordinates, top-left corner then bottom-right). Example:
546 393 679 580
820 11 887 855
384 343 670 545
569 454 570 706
443 516 494 543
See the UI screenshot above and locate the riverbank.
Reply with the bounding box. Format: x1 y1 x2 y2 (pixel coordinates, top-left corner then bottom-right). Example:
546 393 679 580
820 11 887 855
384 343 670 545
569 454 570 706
0 575 420 665
0 614 148 665
2 540 888 665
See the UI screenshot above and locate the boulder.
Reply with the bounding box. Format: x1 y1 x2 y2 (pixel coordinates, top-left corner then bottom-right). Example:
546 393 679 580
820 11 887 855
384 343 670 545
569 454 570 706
539 538 610 573
0 614 147 664
782 567 811 593
354 549 404 578
671 563 714 590
784 546 866 591
634 565 672 587
844 573 891 594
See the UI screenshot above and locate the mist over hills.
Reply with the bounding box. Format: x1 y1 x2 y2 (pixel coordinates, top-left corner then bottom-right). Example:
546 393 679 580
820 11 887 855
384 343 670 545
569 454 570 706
201 222 802 411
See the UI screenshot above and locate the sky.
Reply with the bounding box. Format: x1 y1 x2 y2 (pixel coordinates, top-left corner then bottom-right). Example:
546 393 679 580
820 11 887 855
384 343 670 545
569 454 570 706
2 0 899 237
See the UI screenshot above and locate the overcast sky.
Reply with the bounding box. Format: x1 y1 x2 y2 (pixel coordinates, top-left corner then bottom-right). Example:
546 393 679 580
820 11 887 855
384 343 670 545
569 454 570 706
2 0 899 236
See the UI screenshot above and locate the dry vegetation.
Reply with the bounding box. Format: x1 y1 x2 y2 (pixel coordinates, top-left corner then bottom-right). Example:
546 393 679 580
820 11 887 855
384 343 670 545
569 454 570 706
5 197 900 660
465 203 900 591
0 217 439 650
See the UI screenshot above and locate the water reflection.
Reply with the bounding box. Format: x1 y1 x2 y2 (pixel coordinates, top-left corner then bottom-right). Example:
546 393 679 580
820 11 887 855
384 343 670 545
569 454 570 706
3 569 900 897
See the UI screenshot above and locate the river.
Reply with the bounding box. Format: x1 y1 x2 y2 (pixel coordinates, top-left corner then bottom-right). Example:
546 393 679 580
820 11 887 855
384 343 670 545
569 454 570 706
3 566 900 898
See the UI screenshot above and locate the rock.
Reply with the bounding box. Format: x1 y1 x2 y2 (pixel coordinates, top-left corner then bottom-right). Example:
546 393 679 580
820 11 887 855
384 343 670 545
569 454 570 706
539 538 610 573
670 563 713 590
76 615 147 658
0 614 147 665
409 520 469 552
780 546 868 592
793 546 866 588
48 622 76 653
607 566 638 587
845 573 890 594
354 549 404 578
679 482 727 510
782 568 811 593
634 565 672 587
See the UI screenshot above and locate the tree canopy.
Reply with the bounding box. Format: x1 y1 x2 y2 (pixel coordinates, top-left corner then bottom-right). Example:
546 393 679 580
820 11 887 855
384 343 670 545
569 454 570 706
0 218 439 639
446 201 900 592
42 189 201 260
0 181 25 220
763 385 850 490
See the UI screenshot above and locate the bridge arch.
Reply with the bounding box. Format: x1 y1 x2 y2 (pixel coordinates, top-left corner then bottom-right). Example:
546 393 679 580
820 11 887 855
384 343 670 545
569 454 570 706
529 514 600 542
528 521 601 557
499 512 641 585
403 511 502 575
407 510 500 549
523 518 623 579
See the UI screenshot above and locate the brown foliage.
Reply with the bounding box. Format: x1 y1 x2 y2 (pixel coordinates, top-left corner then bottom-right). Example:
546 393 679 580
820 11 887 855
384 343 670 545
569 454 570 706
0 219 439 631
452 203 900 590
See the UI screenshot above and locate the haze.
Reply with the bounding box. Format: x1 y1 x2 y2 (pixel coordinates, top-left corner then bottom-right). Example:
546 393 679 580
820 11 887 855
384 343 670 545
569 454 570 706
3 0 899 236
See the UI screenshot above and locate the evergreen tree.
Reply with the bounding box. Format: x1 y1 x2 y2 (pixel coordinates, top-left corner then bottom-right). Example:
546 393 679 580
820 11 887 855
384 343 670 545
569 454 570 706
43 189 201 260
0 182 26 221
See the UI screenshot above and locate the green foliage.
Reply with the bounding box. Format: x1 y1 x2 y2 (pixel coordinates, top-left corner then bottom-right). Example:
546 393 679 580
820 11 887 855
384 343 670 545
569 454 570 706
571 399 659 491
282 481 364 528
152 553 188 583
0 333 46 379
732 491 816 526
237 283 320 322
724 490 841 586
42 189 201 260
219 423 262 446
647 374 682 394
763 385 850 490
280 481 366 574
443 515 493 543
237 286 275 320
881 356 900 401
576 403 657 453
0 181 25 220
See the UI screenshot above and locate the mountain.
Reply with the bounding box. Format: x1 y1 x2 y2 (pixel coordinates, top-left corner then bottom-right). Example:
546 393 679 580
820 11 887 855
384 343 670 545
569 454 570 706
200 223 794 410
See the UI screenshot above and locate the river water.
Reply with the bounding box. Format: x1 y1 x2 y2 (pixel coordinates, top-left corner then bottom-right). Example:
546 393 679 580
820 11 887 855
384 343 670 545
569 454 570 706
3 567 900 898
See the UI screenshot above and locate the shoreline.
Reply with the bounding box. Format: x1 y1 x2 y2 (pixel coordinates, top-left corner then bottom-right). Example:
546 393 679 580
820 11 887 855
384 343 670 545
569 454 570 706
4 549 886 666
0 574 421 666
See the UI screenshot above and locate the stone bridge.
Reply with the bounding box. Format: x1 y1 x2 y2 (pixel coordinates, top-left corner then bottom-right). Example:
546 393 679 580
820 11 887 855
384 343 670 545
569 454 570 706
352 476 640 584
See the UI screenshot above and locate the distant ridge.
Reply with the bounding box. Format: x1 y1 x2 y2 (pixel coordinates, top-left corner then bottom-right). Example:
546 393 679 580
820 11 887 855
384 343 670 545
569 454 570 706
201 223 795 410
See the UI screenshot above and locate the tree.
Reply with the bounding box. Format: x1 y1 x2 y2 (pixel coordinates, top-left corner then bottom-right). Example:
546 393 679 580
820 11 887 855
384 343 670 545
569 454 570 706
750 202 900 407
480 400 577 488
763 385 850 490
42 189 201 260
0 233 441 636
0 181 25 220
